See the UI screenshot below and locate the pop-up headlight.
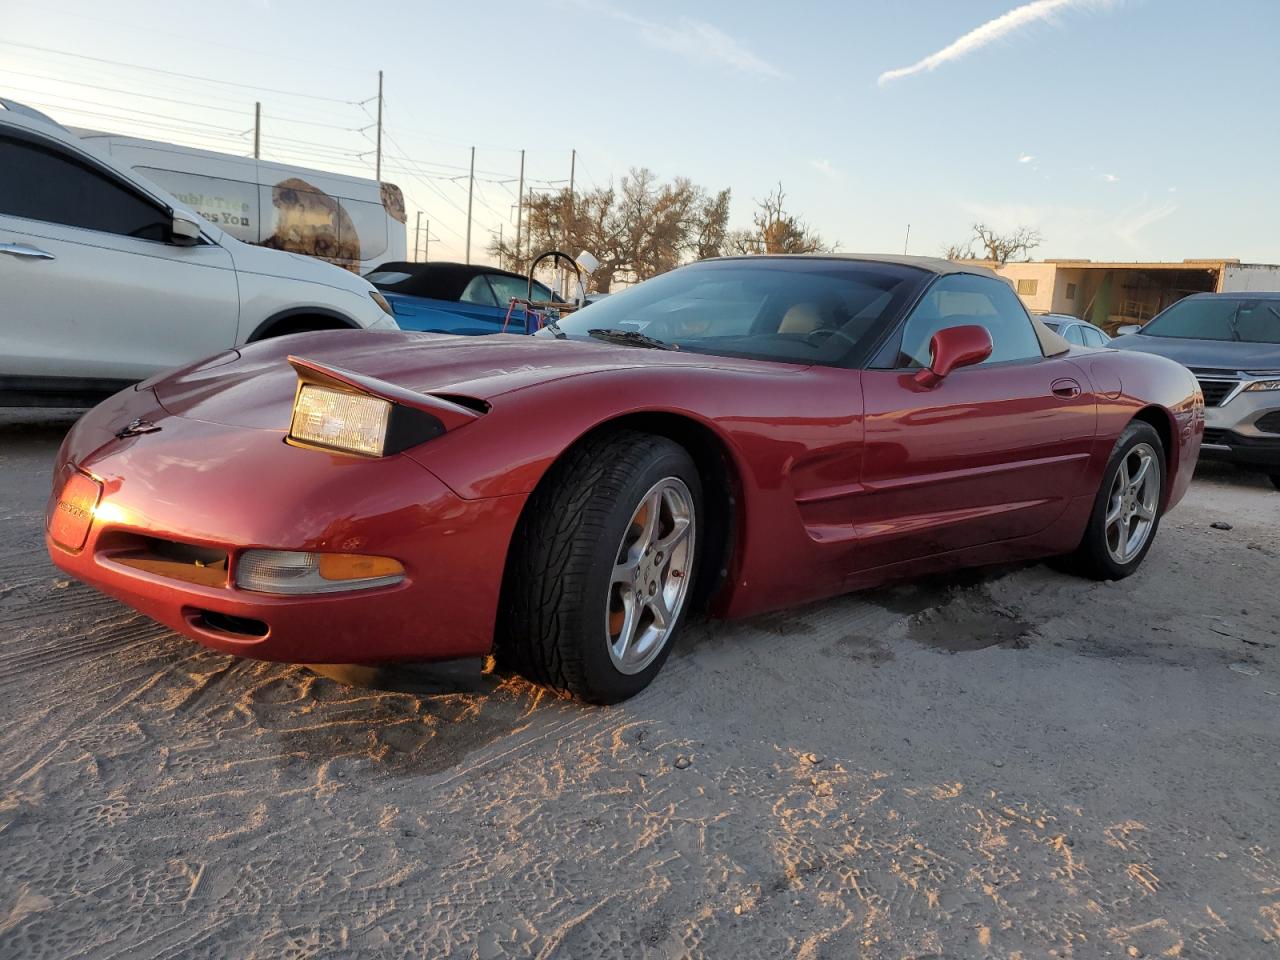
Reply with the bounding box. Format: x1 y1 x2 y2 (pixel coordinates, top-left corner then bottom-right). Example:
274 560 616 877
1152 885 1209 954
290 385 392 457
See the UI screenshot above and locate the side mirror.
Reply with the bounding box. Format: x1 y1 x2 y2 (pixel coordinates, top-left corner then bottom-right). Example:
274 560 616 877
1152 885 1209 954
170 210 202 246
1116 324 1141 336
913 324 993 388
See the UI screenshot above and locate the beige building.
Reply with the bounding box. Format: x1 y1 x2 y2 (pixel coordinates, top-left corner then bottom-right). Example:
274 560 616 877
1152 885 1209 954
984 259 1280 333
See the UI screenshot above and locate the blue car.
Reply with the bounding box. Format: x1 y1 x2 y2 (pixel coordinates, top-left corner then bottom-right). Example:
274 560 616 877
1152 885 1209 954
364 261 559 335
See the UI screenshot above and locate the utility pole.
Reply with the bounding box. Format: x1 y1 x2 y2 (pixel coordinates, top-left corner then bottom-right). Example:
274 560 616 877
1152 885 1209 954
414 210 421 261
253 102 261 159
514 148 525 267
903 223 911 255
424 219 429 262
465 146 475 264
564 148 576 289
375 70 383 182
569 148 576 209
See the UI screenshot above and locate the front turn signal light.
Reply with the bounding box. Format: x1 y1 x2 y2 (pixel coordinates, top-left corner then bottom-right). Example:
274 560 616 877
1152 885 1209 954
49 472 103 552
235 549 404 595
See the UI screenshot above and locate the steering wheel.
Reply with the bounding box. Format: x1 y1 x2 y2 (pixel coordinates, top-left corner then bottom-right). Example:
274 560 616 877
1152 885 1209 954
803 326 860 350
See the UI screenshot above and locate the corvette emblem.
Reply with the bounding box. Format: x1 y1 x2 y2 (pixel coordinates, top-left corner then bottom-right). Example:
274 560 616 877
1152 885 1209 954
116 418 161 439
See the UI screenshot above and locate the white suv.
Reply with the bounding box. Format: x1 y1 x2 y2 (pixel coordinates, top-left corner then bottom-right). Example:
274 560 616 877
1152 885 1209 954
0 100 398 407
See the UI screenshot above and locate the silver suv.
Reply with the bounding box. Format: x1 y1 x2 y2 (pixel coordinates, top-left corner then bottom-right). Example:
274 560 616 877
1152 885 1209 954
0 99 397 407
1110 293 1280 490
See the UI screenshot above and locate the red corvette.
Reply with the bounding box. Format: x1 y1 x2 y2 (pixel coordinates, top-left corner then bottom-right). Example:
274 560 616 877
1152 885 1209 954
46 255 1203 702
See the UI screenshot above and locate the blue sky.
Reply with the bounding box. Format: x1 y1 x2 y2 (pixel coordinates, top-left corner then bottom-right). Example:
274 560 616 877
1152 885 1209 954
3 0 1278 264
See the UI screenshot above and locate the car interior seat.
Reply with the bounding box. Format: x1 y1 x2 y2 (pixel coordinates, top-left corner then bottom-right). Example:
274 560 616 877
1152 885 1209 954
778 303 823 334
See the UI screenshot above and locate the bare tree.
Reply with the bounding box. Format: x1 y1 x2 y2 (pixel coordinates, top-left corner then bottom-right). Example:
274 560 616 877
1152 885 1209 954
487 175 835 291
729 183 832 255
945 223 1041 264
488 169 730 293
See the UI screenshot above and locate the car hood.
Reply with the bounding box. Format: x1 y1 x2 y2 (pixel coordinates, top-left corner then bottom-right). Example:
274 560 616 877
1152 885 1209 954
151 330 759 429
1109 333 1280 374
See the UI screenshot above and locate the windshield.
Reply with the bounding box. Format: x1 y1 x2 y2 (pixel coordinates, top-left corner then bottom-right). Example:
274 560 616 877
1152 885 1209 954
1140 297 1280 344
541 259 923 366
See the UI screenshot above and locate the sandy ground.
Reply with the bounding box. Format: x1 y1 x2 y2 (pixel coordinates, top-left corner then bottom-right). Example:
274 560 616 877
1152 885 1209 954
1 409 1278 960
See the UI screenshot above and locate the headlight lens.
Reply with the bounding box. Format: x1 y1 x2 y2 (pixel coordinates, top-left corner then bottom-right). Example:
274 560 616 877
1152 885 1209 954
1244 378 1280 392
236 549 404 594
369 290 394 315
289 385 391 457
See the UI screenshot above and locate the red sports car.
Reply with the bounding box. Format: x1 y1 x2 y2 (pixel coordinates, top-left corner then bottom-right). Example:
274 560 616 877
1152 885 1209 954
46 255 1203 703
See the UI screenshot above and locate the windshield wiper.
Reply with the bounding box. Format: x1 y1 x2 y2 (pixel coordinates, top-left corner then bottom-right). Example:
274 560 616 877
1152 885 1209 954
1227 301 1245 341
587 328 678 350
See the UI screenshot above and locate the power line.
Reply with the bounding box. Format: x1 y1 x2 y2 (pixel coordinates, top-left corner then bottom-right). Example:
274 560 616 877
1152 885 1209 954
0 40 358 103
19 100 254 144
0 69 365 130
8 89 258 135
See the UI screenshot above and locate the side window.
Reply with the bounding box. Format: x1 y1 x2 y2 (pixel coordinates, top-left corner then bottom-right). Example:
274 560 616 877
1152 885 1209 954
1084 326 1108 347
485 274 531 305
0 135 170 241
459 276 498 306
892 274 1044 367
1063 324 1086 346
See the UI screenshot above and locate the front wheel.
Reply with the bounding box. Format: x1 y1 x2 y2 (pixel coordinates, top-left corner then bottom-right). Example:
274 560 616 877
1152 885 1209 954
498 430 702 703
1067 421 1166 580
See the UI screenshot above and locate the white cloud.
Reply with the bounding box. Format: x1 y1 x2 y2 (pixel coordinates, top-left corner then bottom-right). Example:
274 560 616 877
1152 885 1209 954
1101 173 1120 182
1110 200 1178 251
571 1 785 78
810 158 838 179
1018 153 1036 163
878 0 1118 86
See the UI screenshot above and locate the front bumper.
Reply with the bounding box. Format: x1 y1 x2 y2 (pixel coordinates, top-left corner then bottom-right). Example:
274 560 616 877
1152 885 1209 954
45 388 525 663
1199 429 1280 470
1201 390 1280 470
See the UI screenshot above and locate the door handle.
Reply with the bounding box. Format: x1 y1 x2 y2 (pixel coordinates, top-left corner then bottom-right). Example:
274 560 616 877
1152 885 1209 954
0 242 56 260
1051 378 1081 399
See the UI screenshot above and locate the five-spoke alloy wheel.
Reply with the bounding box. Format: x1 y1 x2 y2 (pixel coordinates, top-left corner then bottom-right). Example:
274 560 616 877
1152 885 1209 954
608 478 696 675
1103 441 1161 564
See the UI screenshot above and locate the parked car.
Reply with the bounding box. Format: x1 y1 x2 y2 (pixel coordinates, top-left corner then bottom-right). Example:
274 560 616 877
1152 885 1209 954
1037 313 1111 347
365 261 559 334
0 99 397 407
1111 292 1280 489
46 255 1202 703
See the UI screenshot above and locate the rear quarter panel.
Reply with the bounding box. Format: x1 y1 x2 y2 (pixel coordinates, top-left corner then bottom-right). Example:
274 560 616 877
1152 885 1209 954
1086 349 1203 512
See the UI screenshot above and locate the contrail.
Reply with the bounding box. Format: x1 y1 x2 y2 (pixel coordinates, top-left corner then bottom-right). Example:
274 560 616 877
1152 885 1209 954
878 0 1117 85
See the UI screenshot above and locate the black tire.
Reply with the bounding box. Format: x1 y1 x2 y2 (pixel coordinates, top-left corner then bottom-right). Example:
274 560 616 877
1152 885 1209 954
1269 474 1280 492
1067 420 1166 580
497 430 703 704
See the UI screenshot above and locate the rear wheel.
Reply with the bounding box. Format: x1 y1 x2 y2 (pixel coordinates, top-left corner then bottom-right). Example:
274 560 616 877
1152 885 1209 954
1067 421 1165 580
498 431 702 703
